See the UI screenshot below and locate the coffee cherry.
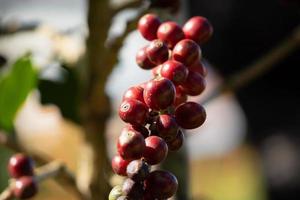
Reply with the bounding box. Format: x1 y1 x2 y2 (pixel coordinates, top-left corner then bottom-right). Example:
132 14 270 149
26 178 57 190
143 136 168 165
126 160 150 182
112 155 131 176
144 170 178 199
189 60 208 77
138 14 161 41
156 114 178 140
117 196 129 200
123 86 145 103
122 178 144 199
8 154 34 178
174 86 187 107
160 60 188 85
136 46 156 70
143 78 176 110
183 16 213 44
172 39 201 67
151 65 162 77
109 185 124 200
167 130 184 151
117 127 146 160
13 176 38 199
175 102 206 129
180 71 206 96
126 124 149 138
157 21 184 49
146 40 169 65
119 99 148 126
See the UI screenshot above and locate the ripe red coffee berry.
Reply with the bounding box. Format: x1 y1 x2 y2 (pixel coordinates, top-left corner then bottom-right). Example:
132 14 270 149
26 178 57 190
167 130 184 151
136 46 156 70
126 124 149 138
175 102 206 129
8 154 34 178
119 99 148 125
138 14 161 41
189 60 208 77
13 176 38 199
126 160 150 182
183 16 213 44
160 60 188 85
174 86 187 107
112 155 131 176
146 40 169 65
117 127 146 160
122 178 144 199
143 136 168 165
172 39 201 67
143 77 176 110
156 114 179 140
157 21 185 49
144 170 178 199
123 86 145 103
180 71 206 96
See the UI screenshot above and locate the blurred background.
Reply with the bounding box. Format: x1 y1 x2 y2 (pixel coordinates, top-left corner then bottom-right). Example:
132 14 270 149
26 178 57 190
0 0 299 200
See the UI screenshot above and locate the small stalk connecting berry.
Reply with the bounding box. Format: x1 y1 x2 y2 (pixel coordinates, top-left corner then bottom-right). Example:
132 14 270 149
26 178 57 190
110 13 213 200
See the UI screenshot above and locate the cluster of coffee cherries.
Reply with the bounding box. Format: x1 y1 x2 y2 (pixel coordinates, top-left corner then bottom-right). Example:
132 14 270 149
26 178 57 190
7 153 38 199
109 14 213 200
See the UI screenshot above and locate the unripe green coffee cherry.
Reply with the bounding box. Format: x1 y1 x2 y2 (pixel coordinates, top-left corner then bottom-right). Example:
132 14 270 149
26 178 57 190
109 185 123 200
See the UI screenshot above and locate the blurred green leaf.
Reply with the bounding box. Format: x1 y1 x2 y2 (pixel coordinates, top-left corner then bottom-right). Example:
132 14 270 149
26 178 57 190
0 147 12 191
0 56 38 132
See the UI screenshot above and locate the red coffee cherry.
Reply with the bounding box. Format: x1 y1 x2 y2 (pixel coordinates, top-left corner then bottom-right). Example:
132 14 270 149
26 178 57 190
180 71 206 96
112 155 131 176
157 21 184 49
146 40 169 65
143 136 168 165
123 86 145 103
8 154 34 178
136 46 156 70
138 14 161 41
174 86 187 107
144 170 178 199
189 60 208 77
13 176 38 199
172 39 201 67
119 99 148 125
156 114 179 140
183 16 213 44
160 60 188 85
167 130 184 151
175 102 206 129
117 127 146 160
122 178 144 199
126 160 150 182
126 124 149 138
143 78 176 110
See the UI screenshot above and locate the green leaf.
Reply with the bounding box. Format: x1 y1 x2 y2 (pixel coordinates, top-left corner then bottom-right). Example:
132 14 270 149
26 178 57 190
0 55 38 132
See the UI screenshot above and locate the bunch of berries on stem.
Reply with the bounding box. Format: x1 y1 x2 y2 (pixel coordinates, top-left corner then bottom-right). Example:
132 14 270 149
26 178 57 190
110 13 213 200
7 154 38 199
